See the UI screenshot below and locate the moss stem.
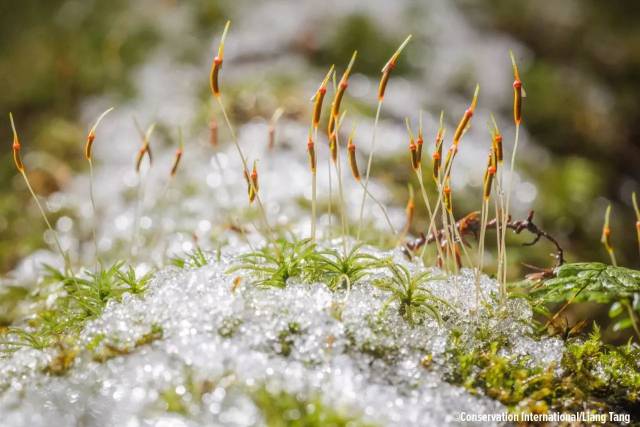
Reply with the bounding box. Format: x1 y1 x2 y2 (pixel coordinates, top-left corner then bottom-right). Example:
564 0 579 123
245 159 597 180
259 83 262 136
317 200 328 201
20 171 71 273
501 123 521 301
216 96 275 245
357 100 382 240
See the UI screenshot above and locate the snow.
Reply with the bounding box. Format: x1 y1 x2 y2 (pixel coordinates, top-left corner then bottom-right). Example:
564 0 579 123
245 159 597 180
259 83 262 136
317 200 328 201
0 247 564 426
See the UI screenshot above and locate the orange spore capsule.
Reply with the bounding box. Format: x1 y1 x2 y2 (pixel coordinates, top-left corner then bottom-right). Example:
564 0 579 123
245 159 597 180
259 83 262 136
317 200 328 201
329 132 337 163
510 50 524 125
513 80 523 124
377 65 393 100
210 57 223 97
494 134 503 163
170 148 183 177
409 142 419 170
332 84 347 118
250 162 259 192
600 204 614 255
484 166 496 200
312 87 327 127
307 137 316 173
443 185 453 213
347 139 360 181
135 148 145 172
453 85 479 144
378 35 411 100
330 51 357 119
209 21 230 98
416 136 424 164
9 114 24 172
311 65 334 128
85 133 95 161
247 161 259 203
453 109 473 144
13 144 24 172
432 151 441 180
405 192 415 231
84 107 114 161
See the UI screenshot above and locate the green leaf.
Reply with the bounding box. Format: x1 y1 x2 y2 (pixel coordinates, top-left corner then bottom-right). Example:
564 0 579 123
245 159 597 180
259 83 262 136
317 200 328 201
529 263 640 305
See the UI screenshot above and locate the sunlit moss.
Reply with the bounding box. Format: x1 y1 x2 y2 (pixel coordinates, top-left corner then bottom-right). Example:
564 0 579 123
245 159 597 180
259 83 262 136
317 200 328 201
0 262 154 355
252 387 375 427
445 326 639 415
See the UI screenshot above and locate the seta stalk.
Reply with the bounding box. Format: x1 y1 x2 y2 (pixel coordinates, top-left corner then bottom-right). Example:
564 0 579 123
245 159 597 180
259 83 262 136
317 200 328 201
154 127 185 260
326 52 357 252
633 192 640 257
131 121 155 258
488 114 505 283
308 65 334 240
500 50 526 291
209 20 274 244
84 107 114 270
419 86 479 268
268 107 284 150
357 35 411 239
332 111 349 255
475 147 498 309
397 184 415 244
347 124 397 236
405 118 445 264
9 113 72 273
601 204 617 266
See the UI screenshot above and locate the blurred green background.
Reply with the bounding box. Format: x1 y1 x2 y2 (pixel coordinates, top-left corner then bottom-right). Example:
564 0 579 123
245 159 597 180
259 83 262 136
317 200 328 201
466 0 640 268
0 0 638 284
0 0 222 270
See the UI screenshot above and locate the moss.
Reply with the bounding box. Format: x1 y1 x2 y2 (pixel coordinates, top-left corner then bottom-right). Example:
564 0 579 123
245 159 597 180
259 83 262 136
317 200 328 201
344 317 400 362
218 316 243 338
447 335 559 412
252 387 375 427
135 324 164 347
91 324 163 363
44 342 78 376
562 327 640 409
305 244 381 291
276 322 302 357
373 262 448 325
228 239 317 288
420 354 433 369
0 286 29 326
445 327 639 416
158 372 215 416
159 388 189 415
359 340 399 361
329 301 344 322
1 262 154 357
170 247 209 269
85 333 105 352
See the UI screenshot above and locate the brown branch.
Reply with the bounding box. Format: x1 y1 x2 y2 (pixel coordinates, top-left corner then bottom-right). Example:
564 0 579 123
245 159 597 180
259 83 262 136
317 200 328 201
403 210 564 272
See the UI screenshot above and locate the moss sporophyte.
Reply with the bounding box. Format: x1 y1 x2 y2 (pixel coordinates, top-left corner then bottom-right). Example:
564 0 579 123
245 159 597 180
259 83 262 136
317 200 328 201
3 16 640 425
